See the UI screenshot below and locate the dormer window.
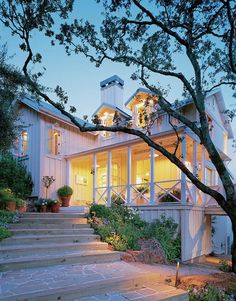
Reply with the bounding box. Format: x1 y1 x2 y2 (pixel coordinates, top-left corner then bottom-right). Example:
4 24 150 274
101 112 114 137
134 102 151 128
47 125 61 156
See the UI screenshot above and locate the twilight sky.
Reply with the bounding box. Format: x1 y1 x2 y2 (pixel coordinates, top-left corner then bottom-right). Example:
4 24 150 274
0 0 235 176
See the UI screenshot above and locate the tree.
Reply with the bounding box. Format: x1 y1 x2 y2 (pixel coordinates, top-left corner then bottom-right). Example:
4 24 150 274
0 0 236 271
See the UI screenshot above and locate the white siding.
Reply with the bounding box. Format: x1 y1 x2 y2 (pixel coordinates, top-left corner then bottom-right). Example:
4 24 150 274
18 106 40 196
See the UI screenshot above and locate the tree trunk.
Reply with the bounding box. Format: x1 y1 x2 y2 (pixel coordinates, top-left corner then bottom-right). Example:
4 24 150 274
231 218 236 273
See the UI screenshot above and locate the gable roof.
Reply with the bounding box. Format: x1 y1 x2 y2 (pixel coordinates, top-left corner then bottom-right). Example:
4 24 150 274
125 88 154 107
92 102 131 118
18 96 96 129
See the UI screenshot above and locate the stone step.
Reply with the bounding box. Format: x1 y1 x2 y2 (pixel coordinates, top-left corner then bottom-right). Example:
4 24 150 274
0 267 188 301
9 222 90 229
19 217 88 224
0 250 121 271
76 283 188 301
22 212 86 219
0 241 109 258
1 234 100 245
10 228 94 236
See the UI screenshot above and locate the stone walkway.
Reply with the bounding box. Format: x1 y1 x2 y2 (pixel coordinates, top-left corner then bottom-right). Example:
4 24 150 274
0 261 218 300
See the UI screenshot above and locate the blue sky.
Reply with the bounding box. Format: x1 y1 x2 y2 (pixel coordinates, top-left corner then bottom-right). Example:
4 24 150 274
0 0 235 175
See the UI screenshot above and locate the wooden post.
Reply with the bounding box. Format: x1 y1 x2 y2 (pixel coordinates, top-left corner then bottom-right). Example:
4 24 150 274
127 146 131 205
201 145 206 205
192 140 197 204
150 147 155 204
107 150 111 207
92 153 97 204
181 133 187 204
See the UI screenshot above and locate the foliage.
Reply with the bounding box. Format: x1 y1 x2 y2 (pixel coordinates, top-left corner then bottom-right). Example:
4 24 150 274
57 185 73 197
15 198 26 208
219 260 232 273
42 176 56 189
111 194 125 206
0 209 20 240
35 198 48 207
0 226 11 241
0 154 33 199
89 204 180 259
136 185 150 193
144 215 181 262
89 203 146 251
188 285 233 301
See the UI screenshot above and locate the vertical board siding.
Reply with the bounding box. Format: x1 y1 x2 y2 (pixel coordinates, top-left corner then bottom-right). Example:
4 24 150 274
18 107 40 197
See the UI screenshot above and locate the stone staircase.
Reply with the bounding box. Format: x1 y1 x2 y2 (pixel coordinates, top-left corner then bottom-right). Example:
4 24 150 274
0 212 120 271
0 211 189 301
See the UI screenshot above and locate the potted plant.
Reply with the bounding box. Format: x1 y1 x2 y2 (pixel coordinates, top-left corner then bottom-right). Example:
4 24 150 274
57 185 73 207
0 188 16 212
35 198 48 212
136 185 150 205
47 199 61 213
15 198 27 213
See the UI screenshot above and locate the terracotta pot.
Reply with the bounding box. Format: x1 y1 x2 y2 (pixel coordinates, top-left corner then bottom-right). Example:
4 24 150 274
60 196 71 207
18 206 26 213
6 201 16 212
40 205 47 213
51 203 60 213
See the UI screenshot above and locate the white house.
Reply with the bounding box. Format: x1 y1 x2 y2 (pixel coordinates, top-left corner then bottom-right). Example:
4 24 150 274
15 75 234 261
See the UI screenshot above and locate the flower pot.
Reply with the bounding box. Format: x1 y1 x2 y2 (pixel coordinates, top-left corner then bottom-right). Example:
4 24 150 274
6 201 16 212
51 203 60 213
60 196 71 207
18 206 27 213
40 205 47 213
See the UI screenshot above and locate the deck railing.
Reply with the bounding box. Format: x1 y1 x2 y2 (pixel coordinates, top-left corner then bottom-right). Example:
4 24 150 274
95 179 193 206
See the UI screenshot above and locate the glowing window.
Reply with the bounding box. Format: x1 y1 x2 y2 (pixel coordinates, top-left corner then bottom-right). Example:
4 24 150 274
101 112 113 137
19 130 28 156
48 126 61 155
135 103 151 128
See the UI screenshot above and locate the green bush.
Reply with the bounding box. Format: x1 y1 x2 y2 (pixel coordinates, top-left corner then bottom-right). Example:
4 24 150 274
144 215 181 262
0 210 15 223
57 185 73 197
0 154 33 199
0 226 11 241
219 260 232 272
15 198 26 208
89 204 111 219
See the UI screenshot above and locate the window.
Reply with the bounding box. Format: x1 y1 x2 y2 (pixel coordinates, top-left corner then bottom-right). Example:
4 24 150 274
47 126 61 156
101 112 113 137
19 130 28 156
134 102 151 128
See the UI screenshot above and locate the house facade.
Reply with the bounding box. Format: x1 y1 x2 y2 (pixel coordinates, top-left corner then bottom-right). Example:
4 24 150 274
16 75 234 261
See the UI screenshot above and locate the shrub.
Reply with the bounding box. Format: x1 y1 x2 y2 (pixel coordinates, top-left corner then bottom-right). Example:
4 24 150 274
0 154 33 199
89 204 111 219
144 215 181 262
0 209 15 223
188 285 233 301
0 226 11 241
57 185 73 197
15 198 26 208
219 260 232 272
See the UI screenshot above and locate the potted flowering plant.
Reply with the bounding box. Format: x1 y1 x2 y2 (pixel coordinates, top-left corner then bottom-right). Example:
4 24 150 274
15 198 27 213
57 185 73 207
35 198 48 212
47 199 61 213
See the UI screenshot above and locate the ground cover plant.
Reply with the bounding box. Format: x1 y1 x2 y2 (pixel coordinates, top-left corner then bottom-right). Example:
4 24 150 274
88 203 181 261
0 209 19 241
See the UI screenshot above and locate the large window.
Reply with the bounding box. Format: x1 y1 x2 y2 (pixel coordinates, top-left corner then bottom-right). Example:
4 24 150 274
47 126 61 156
134 103 151 128
19 130 28 156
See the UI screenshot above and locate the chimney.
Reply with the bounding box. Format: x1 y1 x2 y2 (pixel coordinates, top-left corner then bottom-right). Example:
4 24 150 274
100 75 124 109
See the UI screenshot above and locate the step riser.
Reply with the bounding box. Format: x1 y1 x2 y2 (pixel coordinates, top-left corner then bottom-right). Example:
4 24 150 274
10 229 94 235
1 236 99 246
22 213 86 218
9 223 90 229
0 253 121 272
20 218 88 224
0 243 109 258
